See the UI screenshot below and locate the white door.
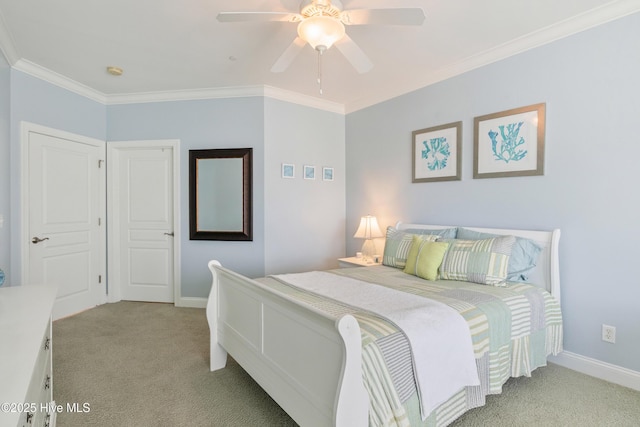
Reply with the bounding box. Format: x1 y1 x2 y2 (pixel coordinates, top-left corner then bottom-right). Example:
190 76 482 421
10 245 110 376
22 123 106 320
107 141 179 303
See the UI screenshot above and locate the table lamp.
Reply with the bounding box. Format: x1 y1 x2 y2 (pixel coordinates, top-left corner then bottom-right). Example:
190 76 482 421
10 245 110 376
353 215 384 262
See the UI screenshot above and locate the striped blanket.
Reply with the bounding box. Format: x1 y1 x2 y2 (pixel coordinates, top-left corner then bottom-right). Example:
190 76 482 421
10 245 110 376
257 265 563 427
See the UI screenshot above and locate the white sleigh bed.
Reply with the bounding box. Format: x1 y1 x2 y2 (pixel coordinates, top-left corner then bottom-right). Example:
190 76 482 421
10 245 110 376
206 223 563 426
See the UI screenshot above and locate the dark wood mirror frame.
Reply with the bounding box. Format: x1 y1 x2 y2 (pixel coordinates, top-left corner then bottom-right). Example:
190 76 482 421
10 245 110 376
189 148 253 241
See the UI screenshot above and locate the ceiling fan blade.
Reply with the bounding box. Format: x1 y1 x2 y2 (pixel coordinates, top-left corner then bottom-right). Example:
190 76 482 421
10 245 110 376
217 12 301 23
340 8 426 26
334 35 373 74
271 37 307 73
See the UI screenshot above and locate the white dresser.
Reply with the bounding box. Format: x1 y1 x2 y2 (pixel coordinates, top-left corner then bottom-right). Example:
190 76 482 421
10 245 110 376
0 285 57 427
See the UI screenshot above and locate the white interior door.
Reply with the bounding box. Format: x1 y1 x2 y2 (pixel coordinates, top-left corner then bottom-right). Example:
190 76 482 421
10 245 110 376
107 141 179 303
22 123 106 320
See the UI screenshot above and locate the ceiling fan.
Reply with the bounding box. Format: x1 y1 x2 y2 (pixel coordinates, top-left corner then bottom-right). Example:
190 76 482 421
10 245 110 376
217 0 426 75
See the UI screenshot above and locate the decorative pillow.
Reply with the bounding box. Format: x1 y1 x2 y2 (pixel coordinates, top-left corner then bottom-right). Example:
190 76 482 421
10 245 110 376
440 236 516 285
382 227 439 269
456 228 542 282
405 227 457 239
403 236 450 281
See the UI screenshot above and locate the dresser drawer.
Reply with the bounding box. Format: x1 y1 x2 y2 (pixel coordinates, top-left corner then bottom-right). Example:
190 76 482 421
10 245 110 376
0 286 57 427
20 321 53 427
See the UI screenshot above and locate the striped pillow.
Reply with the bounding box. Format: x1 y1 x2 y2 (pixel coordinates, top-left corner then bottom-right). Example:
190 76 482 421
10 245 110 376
440 236 516 285
382 227 439 269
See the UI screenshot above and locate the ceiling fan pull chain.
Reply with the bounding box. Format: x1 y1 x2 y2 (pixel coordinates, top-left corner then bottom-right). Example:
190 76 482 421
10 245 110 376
317 46 325 95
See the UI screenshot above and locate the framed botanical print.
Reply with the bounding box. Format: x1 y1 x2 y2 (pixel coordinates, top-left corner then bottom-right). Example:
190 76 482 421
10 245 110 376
412 121 462 183
474 103 545 179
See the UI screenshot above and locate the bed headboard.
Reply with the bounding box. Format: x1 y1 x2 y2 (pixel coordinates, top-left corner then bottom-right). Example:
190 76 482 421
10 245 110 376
395 222 561 304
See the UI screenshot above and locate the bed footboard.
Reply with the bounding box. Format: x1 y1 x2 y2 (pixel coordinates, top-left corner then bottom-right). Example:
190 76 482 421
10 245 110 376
207 261 368 427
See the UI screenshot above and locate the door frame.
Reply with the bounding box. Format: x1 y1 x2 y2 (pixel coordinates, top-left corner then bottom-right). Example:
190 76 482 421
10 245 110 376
106 140 181 304
20 121 107 306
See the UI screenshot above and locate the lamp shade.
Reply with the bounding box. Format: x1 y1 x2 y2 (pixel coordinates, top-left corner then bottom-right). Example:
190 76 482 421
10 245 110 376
297 15 345 50
353 215 384 239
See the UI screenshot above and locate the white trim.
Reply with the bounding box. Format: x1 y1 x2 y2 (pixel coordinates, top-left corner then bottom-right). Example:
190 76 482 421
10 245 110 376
106 85 265 105
549 351 640 392
263 86 344 114
9 59 345 113
5 3 637 114
175 296 207 309
107 85 344 114
106 139 181 305
13 59 107 104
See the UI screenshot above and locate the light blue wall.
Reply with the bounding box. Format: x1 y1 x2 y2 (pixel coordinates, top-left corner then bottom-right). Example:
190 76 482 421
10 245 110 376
3 70 344 298
8 71 106 284
0 53 9 281
345 13 640 372
107 98 266 298
264 98 346 275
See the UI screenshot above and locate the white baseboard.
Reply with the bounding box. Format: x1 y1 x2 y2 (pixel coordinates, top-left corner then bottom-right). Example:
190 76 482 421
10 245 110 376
175 296 207 309
549 351 640 391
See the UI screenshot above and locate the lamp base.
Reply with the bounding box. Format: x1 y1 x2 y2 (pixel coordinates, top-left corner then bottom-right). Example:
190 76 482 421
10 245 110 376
361 239 376 263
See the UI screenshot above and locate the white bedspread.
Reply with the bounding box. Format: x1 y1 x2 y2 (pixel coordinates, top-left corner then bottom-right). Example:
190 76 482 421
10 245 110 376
272 271 479 418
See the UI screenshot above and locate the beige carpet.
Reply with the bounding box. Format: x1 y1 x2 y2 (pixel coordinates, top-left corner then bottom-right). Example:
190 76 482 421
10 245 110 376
52 301 640 426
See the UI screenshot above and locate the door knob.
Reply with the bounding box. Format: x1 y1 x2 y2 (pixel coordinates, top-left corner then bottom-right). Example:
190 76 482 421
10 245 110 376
32 236 50 244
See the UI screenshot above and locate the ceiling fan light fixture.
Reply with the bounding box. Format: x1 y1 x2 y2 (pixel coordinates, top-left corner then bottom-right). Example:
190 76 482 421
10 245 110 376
297 15 345 50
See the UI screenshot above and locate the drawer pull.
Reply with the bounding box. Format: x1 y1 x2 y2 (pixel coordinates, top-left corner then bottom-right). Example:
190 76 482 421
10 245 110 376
44 337 51 350
45 374 51 390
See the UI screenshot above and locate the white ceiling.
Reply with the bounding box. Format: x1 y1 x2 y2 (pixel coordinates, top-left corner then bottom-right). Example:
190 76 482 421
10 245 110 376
0 0 638 113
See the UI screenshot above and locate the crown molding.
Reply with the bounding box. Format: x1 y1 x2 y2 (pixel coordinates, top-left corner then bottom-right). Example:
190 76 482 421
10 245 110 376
107 85 345 114
344 1 640 113
4 1 639 115
9 57 344 113
263 86 345 114
13 59 107 104
106 85 265 105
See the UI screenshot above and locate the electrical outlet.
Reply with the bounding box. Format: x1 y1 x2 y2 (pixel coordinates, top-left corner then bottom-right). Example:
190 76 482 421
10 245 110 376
602 324 616 343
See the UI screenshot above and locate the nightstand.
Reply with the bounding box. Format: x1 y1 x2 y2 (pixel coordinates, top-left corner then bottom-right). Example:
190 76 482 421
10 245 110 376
338 257 381 268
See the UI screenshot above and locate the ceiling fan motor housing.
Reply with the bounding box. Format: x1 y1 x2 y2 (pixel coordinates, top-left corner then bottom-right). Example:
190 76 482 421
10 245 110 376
300 0 343 18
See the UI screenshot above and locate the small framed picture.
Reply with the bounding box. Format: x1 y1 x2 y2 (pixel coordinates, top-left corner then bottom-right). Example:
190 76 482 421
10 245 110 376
322 167 334 181
282 163 295 179
304 165 316 180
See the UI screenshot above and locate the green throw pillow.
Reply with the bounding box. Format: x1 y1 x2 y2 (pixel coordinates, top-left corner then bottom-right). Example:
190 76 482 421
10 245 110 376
403 236 450 281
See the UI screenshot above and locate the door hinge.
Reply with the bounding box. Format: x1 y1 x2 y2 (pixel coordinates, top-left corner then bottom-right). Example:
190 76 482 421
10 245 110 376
98 275 102 284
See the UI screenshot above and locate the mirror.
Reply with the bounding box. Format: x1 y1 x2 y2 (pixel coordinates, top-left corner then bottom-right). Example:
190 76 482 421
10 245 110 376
189 148 252 241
